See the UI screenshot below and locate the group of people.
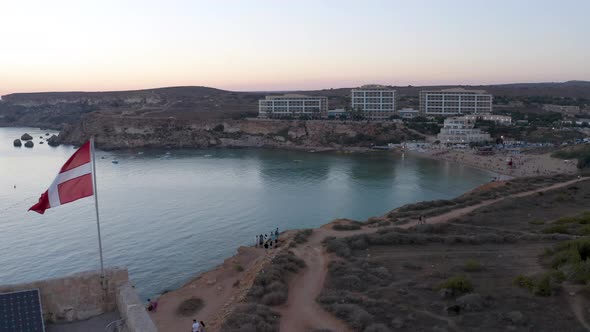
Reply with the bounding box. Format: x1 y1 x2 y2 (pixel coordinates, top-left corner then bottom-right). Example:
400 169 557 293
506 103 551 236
192 319 207 332
146 298 158 312
418 215 427 225
256 228 280 249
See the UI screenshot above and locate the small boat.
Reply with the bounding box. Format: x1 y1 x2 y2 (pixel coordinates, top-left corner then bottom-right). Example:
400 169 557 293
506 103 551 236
112 160 119 164
137 151 144 155
165 152 171 155
293 160 302 163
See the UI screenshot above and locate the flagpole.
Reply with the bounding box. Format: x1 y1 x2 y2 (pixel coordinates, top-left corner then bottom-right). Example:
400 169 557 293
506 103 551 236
90 137 105 282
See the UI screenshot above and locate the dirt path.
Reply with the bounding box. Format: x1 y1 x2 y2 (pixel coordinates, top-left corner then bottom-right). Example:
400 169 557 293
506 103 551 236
564 284 590 331
277 229 354 332
277 177 588 331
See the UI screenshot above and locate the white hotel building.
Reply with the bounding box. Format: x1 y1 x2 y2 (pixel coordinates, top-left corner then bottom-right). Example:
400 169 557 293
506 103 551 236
419 88 493 116
258 94 328 119
351 85 396 120
437 116 491 144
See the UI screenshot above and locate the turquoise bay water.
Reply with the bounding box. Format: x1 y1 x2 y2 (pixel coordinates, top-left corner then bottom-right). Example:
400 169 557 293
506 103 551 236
0 127 495 298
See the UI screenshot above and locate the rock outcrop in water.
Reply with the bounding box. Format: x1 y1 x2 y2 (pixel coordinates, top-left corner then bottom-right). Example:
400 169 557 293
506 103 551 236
13 139 22 147
47 135 60 147
24 141 34 148
56 114 424 150
21 133 32 140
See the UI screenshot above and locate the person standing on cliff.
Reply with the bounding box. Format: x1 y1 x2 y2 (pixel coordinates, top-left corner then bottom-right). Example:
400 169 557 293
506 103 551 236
259 234 264 247
255 235 259 247
274 227 279 244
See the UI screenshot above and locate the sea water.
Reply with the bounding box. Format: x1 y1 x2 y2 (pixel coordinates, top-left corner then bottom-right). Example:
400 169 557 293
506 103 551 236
0 127 494 298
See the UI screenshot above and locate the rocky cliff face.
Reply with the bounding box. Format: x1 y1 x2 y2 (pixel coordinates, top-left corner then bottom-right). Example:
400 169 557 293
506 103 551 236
57 114 423 150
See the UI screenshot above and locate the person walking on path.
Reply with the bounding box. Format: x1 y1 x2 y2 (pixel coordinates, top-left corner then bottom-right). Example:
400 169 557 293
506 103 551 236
199 321 207 332
259 234 264 248
192 320 200 332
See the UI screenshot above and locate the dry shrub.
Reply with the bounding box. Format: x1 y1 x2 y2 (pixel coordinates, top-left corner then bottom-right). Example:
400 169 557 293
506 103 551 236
221 303 280 332
328 303 373 330
364 324 393 332
176 297 204 316
324 237 351 257
293 229 313 244
245 251 305 306
333 223 362 231
261 291 287 306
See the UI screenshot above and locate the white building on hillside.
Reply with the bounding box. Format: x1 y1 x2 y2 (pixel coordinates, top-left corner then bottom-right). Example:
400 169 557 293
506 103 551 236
462 114 512 125
437 116 491 144
397 108 419 119
419 88 493 116
351 85 396 120
258 94 328 119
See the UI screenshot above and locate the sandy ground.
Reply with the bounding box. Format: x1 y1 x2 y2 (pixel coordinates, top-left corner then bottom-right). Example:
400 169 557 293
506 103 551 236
150 177 587 332
149 246 277 332
409 148 579 178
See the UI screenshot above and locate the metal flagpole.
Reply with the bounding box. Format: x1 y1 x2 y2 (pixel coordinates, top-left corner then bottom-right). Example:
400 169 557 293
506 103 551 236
90 137 105 282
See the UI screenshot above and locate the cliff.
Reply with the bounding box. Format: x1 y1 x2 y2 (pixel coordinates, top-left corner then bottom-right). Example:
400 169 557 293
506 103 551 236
57 114 424 150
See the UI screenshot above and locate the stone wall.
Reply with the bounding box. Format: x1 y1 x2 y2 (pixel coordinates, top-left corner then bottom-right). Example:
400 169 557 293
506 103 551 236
0 267 129 323
116 282 158 332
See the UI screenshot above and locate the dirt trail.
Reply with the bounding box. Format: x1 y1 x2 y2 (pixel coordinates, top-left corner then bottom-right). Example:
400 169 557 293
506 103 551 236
277 177 587 331
277 231 353 332
564 284 590 331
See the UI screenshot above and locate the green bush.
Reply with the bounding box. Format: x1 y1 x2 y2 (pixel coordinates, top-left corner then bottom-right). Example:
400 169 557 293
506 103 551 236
542 224 570 234
551 146 590 169
514 275 535 291
529 220 545 225
438 275 473 295
514 271 564 296
570 261 590 284
463 259 483 272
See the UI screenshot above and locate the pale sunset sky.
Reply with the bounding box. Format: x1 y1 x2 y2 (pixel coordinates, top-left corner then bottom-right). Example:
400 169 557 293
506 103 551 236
0 0 589 96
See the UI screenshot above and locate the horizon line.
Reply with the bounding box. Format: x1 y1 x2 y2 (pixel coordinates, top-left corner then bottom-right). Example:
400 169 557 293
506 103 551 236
2 79 589 97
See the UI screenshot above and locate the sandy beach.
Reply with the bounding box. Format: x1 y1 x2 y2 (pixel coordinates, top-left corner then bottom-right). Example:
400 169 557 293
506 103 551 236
408 148 579 178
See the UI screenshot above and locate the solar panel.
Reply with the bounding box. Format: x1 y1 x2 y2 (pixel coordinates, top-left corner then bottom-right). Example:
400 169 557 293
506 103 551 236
0 289 45 332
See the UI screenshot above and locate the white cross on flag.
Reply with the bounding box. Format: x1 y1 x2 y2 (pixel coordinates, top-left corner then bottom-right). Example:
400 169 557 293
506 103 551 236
29 140 94 214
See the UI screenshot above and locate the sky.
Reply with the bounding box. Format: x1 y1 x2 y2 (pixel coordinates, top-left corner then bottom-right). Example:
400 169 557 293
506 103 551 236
0 0 589 95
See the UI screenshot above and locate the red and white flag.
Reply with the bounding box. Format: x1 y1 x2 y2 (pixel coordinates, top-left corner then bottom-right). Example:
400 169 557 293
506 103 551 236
29 140 94 214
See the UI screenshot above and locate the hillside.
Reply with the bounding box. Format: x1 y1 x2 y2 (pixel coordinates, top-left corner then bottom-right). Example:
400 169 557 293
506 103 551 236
1 81 589 129
56 114 424 150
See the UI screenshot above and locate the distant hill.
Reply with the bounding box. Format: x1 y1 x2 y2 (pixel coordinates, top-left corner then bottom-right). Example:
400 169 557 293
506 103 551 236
1 81 589 128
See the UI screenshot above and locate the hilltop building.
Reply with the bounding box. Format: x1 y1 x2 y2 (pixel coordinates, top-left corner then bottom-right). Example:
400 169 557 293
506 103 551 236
437 116 491 144
258 94 328 119
419 88 493 116
351 85 396 120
